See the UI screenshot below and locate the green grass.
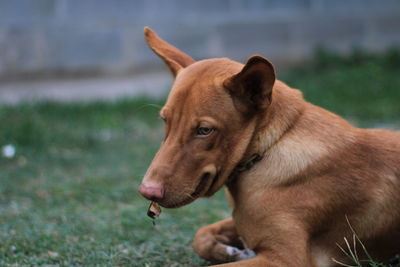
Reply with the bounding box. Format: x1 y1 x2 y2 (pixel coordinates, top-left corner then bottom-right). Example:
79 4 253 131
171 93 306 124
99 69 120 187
1 49 399 266
0 98 227 266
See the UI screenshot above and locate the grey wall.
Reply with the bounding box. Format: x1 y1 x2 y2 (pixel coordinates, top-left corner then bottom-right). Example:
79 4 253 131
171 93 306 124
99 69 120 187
1 0 400 79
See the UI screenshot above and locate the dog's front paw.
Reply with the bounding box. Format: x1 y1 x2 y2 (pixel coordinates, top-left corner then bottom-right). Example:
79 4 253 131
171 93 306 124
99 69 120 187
226 245 256 261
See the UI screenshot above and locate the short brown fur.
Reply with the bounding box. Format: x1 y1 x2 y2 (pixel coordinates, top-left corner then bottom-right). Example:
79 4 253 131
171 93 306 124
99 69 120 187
140 27 400 266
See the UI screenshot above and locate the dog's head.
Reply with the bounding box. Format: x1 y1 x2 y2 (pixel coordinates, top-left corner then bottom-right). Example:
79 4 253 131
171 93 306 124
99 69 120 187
139 27 276 208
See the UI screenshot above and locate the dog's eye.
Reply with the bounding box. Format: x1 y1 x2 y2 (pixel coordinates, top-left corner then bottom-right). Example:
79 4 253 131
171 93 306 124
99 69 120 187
196 127 214 136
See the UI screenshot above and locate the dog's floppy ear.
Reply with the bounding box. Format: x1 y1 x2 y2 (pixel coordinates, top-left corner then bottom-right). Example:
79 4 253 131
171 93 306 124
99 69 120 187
223 55 276 115
144 27 195 76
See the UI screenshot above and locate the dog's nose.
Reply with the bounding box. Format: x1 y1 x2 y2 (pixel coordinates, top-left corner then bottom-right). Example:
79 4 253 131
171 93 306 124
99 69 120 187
138 182 164 201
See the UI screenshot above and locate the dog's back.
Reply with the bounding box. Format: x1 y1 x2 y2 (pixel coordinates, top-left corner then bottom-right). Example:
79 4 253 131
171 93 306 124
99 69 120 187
293 91 400 263
293 100 400 264
351 128 400 261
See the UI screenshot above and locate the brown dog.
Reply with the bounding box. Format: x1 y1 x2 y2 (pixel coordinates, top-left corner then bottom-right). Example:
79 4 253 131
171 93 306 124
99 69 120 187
138 27 400 266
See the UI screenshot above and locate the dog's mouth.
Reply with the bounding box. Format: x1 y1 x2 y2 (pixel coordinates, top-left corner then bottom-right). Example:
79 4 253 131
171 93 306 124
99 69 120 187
161 172 219 208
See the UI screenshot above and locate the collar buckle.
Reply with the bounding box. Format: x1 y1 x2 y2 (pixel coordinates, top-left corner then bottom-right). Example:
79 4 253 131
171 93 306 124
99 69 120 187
227 153 264 185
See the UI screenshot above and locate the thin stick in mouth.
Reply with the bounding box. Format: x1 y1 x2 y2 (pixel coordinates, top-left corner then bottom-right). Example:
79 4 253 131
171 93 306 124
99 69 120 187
147 201 162 219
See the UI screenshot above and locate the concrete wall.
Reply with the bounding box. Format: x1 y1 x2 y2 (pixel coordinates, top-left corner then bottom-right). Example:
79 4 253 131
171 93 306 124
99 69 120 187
1 0 400 79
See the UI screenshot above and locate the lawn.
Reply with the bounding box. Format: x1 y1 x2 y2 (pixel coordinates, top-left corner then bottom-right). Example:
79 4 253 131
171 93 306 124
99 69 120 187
1 49 399 266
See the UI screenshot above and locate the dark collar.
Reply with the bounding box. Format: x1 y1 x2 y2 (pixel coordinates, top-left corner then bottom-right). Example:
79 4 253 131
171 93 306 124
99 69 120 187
226 153 264 185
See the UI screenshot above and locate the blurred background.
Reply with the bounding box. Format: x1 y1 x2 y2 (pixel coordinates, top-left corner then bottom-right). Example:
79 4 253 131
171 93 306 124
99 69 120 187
1 1 399 266
1 0 400 101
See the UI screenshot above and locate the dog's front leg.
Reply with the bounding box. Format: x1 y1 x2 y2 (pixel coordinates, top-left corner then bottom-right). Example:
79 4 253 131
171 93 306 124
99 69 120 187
207 214 316 267
209 246 314 267
209 255 271 267
193 218 255 263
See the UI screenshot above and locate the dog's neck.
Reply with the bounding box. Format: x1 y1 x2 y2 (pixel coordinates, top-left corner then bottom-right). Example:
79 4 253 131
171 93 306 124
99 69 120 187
226 81 305 189
241 81 306 165
227 80 356 195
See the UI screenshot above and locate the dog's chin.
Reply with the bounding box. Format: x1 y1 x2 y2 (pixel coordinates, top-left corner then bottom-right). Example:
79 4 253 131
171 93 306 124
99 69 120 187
158 196 197 209
158 172 222 209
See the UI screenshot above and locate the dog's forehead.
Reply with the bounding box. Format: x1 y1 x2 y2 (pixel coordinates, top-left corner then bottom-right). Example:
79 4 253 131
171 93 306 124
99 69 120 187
163 58 242 118
169 58 241 97
174 58 242 91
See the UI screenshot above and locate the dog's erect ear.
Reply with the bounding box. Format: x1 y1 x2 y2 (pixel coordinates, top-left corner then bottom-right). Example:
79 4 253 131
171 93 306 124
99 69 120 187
144 27 195 76
223 55 276 115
